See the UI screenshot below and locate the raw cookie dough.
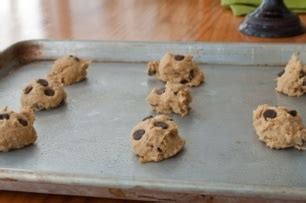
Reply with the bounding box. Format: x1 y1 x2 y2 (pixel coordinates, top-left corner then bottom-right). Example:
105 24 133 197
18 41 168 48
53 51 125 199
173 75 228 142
253 104 306 150
48 55 90 85
276 54 306 96
130 114 185 163
148 53 204 87
0 107 37 152
146 82 192 117
21 78 66 111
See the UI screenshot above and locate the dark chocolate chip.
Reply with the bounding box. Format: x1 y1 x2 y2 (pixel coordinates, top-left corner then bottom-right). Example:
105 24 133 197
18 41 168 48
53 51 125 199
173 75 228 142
299 70 305 78
133 129 145 140
24 86 33 94
189 70 194 81
18 118 28 126
156 87 166 95
277 70 285 77
174 55 185 61
148 69 156 76
154 121 168 129
37 79 49 87
288 110 297 117
74 57 80 62
0 114 10 120
263 109 277 120
180 79 188 84
44 88 55 96
69 55 80 62
174 91 178 95
157 147 162 152
142 115 153 121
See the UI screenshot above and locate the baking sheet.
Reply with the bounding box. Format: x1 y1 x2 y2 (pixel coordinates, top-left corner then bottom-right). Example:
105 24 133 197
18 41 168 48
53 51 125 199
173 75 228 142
0 40 306 201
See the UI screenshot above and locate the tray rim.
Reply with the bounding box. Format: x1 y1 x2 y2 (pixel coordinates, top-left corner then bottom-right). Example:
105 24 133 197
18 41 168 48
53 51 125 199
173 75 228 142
1 39 306 200
2 39 306 66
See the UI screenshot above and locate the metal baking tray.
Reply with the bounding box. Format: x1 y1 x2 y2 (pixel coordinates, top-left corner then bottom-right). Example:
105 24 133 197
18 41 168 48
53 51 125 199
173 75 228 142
0 40 306 201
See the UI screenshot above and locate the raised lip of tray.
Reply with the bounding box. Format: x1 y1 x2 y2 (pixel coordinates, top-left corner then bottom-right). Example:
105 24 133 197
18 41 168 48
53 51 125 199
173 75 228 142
1 40 306 200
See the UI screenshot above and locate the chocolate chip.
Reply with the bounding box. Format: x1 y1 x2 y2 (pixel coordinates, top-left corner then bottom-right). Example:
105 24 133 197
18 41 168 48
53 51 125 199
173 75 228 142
142 115 153 121
0 114 9 120
156 87 166 95
174 91 178 95
157 147 162 152
263 109 277 120
148 69 156 76
44 88 55 96
18 118 28 126
69 55 80 62
174 55 185 61
154 121 168 129
189 70 194 81
180 79 188 84
288 110 297 117
299 70 305 78
133 129 145 140
37 79 49 87
24 86 33 94
277 70 285 77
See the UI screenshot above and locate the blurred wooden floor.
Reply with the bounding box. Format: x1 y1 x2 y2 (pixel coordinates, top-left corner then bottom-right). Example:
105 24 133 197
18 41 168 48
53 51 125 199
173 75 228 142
0 0 306 50
0 0 305 202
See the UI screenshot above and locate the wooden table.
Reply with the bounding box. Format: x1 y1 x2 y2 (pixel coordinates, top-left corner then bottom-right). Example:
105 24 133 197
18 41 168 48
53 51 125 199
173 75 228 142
0 0 305 202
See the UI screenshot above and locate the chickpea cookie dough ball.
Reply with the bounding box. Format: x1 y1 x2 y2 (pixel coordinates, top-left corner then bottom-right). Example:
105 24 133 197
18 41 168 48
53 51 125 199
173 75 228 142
276 54 306 96
48 55 91 85
253 104 306 150
21 78 66 111
146 82 192 117
0 107 37 152
130 114 185 163
148 53 204 87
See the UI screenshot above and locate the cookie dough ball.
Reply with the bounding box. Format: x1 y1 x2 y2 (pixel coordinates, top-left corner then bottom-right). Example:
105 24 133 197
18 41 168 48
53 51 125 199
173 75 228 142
48 55 90 85
253 104 306 150
21 78 66 111
130 115 185 163
147 53 204 87
0 107 37 152
276 54 306 96
146 82 192 117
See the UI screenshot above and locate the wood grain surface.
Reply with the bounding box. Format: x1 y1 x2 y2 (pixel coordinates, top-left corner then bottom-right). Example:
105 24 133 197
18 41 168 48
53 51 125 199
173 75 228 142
0 0 305 202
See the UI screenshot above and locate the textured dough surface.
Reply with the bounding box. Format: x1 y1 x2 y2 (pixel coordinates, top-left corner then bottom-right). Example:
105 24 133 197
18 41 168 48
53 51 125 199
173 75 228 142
253 104 306 150
0 107 37 152
276 54 306 96
48 55 90 85
146 82 192 117
130 114 185 163
147 53 204 87
21 78 66 111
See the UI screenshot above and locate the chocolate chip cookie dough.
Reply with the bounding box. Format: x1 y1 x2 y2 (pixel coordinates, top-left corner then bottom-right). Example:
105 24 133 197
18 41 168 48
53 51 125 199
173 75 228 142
48 55 90 85
130 115 185 163
146 82 192 117
276 54 306 96
148 53 204 87
0 107 37 152
253 104 306 150
21 78 66 111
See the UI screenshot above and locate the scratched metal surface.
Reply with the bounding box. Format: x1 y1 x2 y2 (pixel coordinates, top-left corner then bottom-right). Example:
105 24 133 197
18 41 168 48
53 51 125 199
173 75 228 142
0 40 306 200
